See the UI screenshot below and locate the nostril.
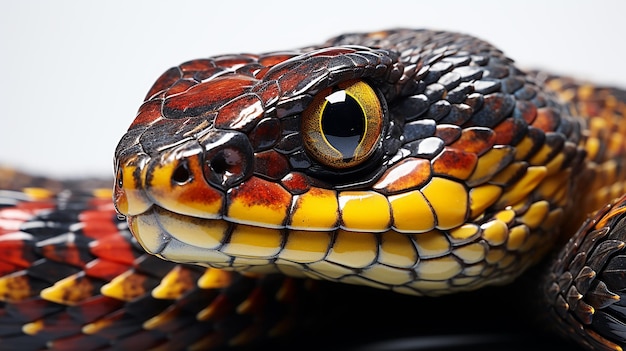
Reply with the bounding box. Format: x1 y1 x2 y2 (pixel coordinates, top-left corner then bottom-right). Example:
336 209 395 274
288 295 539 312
172 162 192 184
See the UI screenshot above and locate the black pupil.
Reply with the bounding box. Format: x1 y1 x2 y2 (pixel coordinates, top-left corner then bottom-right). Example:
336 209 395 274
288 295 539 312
321 93 365 159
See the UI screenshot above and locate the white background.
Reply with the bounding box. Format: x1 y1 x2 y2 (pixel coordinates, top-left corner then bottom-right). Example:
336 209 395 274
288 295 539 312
2 0 625 178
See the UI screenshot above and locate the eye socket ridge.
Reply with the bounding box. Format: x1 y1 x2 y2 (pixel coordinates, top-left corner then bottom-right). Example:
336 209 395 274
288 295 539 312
302 79 385 169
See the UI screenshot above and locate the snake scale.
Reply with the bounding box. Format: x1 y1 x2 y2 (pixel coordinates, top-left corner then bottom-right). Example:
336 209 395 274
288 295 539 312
1 29 626 350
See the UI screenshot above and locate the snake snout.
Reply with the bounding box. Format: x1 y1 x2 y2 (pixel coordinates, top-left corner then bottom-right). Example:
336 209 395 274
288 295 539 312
113 151 152 216
133 138 224 220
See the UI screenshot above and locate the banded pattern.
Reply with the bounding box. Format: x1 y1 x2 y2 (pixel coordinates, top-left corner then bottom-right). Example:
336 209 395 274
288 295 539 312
0 183 309 350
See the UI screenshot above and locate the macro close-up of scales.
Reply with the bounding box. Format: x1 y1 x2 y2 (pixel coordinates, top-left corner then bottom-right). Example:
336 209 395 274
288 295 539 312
2 2 626 351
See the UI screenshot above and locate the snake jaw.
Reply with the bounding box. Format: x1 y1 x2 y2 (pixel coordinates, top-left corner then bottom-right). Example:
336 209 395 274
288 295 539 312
127 207 234 266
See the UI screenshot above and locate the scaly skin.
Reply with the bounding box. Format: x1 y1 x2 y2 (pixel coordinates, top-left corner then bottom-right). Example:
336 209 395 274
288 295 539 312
1 29 625 350
0 174 312 350
114 29 625 297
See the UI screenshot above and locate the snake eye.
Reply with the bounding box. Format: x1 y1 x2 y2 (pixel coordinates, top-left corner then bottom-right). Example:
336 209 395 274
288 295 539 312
301 80 384 169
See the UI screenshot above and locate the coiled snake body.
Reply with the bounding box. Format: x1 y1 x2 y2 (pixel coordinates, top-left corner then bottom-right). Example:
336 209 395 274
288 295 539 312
1 29 626 350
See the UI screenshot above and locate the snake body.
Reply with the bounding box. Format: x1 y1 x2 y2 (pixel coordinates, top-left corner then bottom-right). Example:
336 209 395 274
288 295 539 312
2 29 626 350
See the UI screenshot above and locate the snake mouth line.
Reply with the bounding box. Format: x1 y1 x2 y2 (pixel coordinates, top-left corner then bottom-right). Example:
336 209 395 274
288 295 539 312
127 204 340 272
126 202 538 296
128 205 242 263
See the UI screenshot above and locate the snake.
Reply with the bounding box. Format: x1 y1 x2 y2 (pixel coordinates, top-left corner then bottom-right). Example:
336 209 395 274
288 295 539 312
1 29 626 350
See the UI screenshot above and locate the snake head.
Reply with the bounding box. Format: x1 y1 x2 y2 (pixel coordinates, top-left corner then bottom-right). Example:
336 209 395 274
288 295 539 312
113 43 405 264
113 30 589 296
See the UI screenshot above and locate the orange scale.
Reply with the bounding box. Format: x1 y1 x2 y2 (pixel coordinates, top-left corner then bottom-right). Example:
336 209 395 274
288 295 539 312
80 218 119 240
435 124 462 145
164 75 257 114
193 66 230 81
258 53 298 67
84 259 132 281
89 234 138 266
0 234 35 268
254 150 290 180
214 94 265 132
163 79 196 97
276 69 311 94
40 241 90 269
253 66 271 79
226 177 292 228
70 295 124 324
15 200 55 212
515 100 538 124
492 117 527 146
252 80 281 107
0 260 20 276
373 158 432 194
280 172 311 194
179 58 216 72
212 56 255 69
261 60 298 82
144 67 182 101
532 107 560 133
450 127 496 155
279 58 344 95
129 99 163 129
89 195 117 211
78 209 116 223
432 147 478 180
